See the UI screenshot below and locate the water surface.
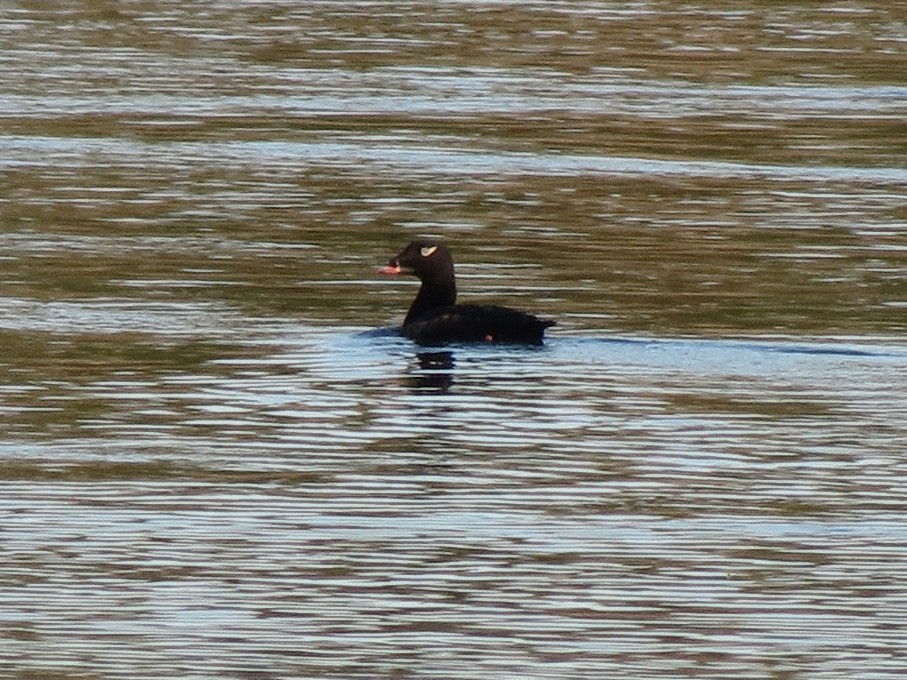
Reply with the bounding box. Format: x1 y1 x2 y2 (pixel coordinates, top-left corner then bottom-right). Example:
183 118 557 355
1 2 906 678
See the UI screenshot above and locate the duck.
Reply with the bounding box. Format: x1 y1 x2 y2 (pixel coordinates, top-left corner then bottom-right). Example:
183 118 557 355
378 239 555 345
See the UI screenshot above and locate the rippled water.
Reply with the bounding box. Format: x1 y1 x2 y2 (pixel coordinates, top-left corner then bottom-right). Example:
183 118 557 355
2 1 907 678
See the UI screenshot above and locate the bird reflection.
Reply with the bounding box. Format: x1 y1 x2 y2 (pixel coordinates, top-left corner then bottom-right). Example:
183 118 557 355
404 351 455 393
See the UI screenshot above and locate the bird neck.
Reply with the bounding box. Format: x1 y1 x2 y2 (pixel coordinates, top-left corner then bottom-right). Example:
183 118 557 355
405 278 456 324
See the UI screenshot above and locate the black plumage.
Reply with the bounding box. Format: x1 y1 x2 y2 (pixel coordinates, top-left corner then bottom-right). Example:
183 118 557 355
379 240 555 345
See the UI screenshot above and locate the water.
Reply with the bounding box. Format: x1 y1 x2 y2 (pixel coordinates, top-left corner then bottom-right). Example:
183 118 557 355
2 1 907 678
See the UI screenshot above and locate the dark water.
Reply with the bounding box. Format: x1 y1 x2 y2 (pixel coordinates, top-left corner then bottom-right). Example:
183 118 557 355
2 2 907 678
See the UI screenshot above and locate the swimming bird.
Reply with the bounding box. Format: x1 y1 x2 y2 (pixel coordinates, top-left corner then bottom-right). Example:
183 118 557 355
378 239 555 345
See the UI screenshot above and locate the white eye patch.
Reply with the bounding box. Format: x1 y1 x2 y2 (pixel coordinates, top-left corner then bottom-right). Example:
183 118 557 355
420 246 438 257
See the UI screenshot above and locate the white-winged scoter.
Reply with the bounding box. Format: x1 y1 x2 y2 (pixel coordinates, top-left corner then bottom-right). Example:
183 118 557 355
378 240 555 345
